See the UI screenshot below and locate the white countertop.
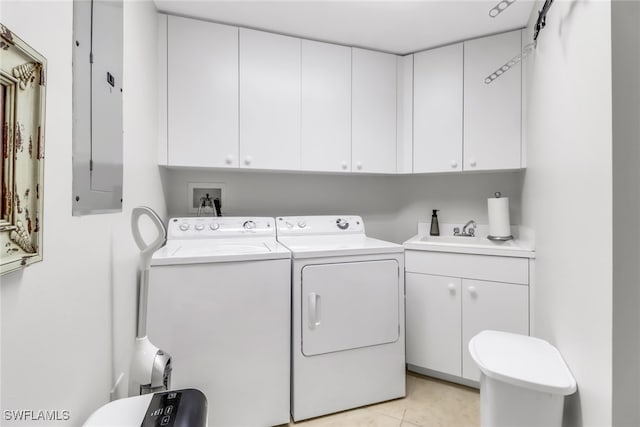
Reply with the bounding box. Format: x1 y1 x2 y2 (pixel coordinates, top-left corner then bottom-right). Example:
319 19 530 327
403 223 535 259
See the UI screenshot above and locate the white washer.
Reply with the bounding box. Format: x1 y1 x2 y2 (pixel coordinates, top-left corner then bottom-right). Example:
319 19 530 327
277 215 406 421
147 217 291 427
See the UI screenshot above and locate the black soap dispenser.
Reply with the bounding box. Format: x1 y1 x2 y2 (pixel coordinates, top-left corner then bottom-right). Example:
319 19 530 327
430 209 440 236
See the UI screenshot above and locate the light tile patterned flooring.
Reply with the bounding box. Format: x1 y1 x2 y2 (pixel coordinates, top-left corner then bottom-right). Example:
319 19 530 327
289 372 480 427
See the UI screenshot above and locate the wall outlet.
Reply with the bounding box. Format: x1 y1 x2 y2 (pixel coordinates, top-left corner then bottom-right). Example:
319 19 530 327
187 182 225 215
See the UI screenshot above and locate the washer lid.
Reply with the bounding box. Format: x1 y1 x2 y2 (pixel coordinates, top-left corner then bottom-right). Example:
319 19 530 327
468 330 577 395
151 239 290 265
277 235 402 259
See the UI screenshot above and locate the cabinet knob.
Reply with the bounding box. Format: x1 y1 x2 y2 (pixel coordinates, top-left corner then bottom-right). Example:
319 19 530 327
469 159 477 167
225 155 233 165
341 161 348 170
356 162 363 171
468 286 477 297
451 160 458 169
244 156 252 166
447 283 456 293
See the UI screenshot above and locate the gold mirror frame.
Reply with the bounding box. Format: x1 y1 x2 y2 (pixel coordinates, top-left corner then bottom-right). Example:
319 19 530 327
0 24 46 275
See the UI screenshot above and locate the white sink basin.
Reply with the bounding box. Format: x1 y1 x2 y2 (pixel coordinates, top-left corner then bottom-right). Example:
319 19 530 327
404 234 534 258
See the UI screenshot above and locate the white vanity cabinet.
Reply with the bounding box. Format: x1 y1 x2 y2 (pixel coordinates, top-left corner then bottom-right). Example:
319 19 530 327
239 29 301 170
164 15 239 168
413 43 463 173
351 48 397 174
405 250 530 383
463 30 522 171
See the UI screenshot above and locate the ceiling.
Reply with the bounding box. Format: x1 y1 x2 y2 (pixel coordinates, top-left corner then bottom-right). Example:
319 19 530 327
154 1 536 55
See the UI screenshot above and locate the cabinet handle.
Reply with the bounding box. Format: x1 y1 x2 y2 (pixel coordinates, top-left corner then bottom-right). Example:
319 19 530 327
469 159 477 167
341 161 348 170
451 160 458 169
447 283 456 294
225 155 233 165
468 286 477 297
356 162 363 171
244 156 252 166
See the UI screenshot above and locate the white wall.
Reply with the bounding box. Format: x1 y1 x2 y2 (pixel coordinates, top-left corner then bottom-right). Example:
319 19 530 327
611 0 640 424
0 2 166 426
165 169 523 243
521 1 613 425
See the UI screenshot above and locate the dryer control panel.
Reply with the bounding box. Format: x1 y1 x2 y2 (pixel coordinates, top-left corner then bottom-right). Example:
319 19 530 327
277 216 365 236
167 217 276 240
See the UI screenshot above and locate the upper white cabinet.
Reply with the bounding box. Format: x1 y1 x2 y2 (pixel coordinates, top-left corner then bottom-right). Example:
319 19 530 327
464 30 522 171
301 40 351 172
352 48 397 174
413 43 463 173
159 15 523 175
239 29 301 170
167 16 239 168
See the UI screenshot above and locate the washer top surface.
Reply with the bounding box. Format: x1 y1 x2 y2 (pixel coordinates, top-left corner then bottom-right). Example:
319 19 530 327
152 217 290 266
276 216 402 259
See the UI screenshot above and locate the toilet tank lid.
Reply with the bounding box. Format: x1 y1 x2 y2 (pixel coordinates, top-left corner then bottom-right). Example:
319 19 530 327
468 330 577 395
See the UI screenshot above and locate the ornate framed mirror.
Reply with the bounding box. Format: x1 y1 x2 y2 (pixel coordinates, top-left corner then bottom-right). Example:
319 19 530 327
0 24 46 275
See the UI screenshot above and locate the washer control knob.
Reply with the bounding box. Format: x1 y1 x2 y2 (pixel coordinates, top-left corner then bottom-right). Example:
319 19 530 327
298 221 307 228
243 220 257 230
336 218 349 230
286 222 294 229
179 223 190 231
195 223 205 231
209 223 220 231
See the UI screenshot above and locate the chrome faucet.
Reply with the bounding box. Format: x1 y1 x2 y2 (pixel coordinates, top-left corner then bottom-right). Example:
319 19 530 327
454 220 477 237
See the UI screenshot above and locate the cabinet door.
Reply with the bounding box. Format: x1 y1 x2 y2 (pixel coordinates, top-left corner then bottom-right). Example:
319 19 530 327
239 29 301 170
301 40 351 172
413 43 463 173
406 273 462 376
167 16 239 168
464 30 521 171
352 48 397 173
462 279 529 381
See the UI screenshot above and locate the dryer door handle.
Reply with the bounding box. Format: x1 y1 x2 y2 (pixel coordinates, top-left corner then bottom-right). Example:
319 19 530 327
308 293 321 329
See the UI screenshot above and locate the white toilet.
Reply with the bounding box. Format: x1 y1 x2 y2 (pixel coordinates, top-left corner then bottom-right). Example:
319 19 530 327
469 330 577 427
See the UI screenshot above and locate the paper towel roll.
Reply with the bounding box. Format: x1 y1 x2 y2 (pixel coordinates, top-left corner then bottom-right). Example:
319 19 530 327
488 195 512 238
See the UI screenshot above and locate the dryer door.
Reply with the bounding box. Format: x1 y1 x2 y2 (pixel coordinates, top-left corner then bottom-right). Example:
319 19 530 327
301 260 400 356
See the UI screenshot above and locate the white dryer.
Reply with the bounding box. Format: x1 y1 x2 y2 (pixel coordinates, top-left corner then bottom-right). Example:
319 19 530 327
147 217 291 427
277 216 405 421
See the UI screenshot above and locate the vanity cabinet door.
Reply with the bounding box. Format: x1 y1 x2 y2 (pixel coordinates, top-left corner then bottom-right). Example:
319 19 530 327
406 273 462 376
167 16 239 168
463 30 522 171
461 278 529 381
413 43 463 173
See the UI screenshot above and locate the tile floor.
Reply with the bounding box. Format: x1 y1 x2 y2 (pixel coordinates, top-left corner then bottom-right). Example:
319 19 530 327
289 372 480 427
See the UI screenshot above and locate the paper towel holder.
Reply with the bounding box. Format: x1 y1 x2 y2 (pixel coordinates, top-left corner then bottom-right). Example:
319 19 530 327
487 192 514 242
